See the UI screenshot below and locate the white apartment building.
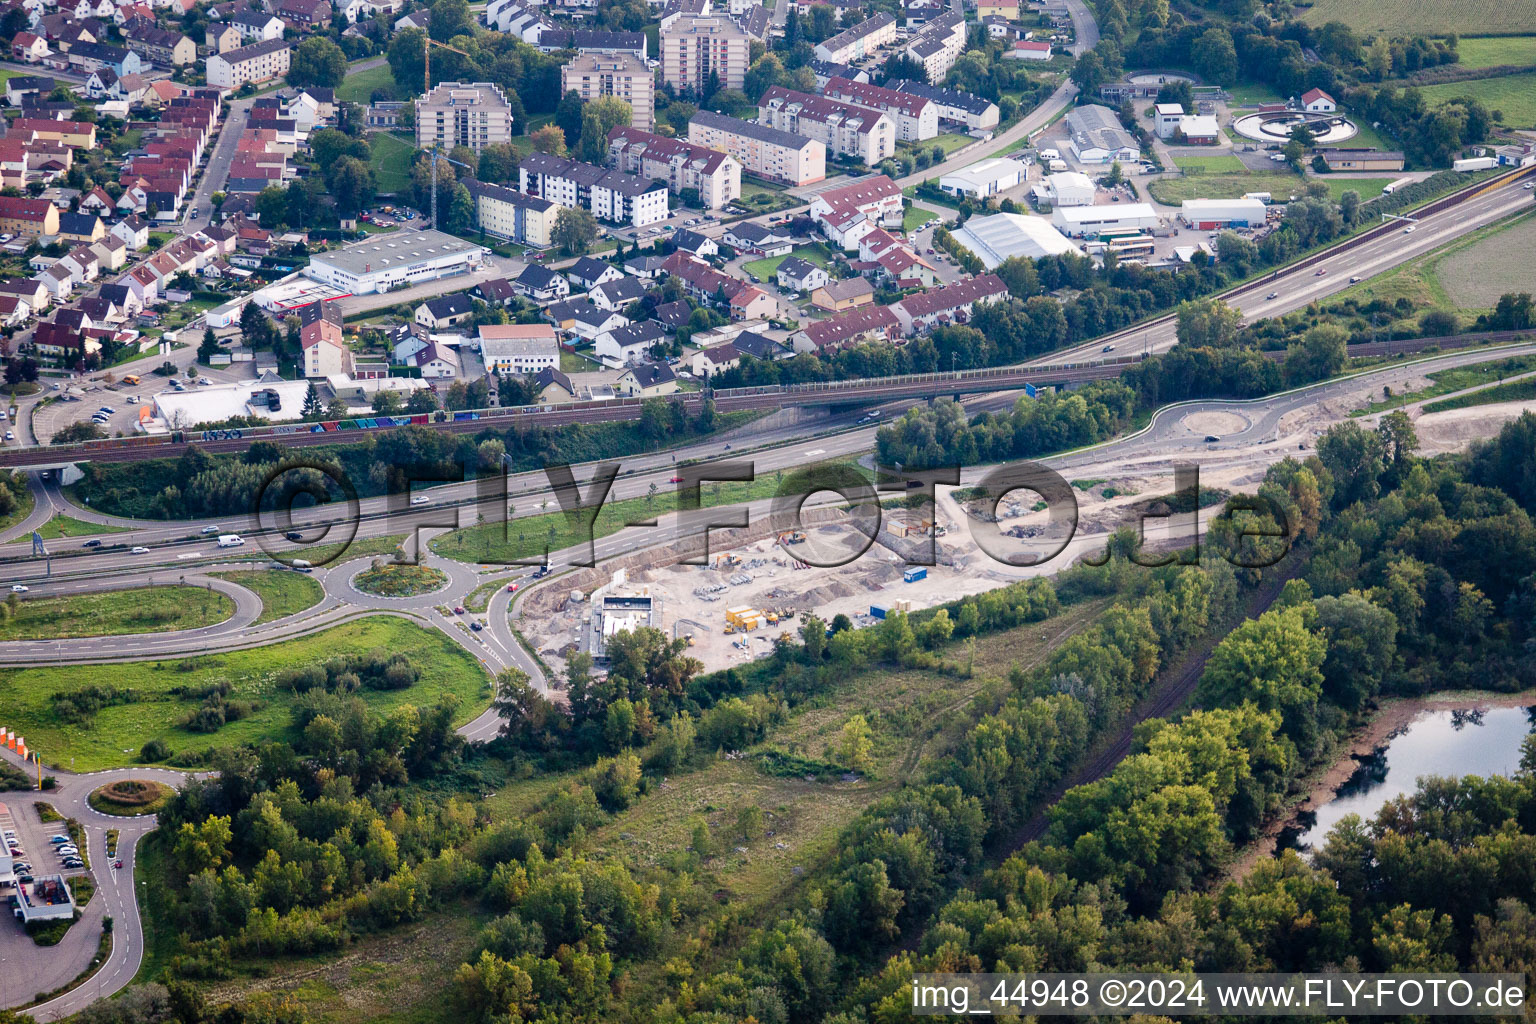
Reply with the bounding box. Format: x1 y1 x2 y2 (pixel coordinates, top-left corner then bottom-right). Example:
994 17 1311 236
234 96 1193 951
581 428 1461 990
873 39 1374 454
687 110 825 186
823 76 938 141
205 38 289 89
660 15 748 94
814 11 896 63
520 152 670 226
561 52 655 131
416 82 515 153
758 86 894 165
607 126 742 208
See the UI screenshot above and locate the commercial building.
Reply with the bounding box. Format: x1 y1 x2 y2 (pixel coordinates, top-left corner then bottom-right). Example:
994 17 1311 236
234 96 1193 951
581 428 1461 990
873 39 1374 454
205 38 289 89
887 79 999 131
1154 102 1184 139
1173 114 1219 144
155 378 311 428
1034 170 1095 206
416 82 515 153
13 875 76 924
608 125 742 208
1316 148 1405 172
1052 202 1158 237
479 323 559 374
1064 104 1139 164
758 86 894 165
462 179 559 246
950 212 1081 267
304 229 489 295
660 15 749 94
687 109 825 186
1301 87 1336 113
1179 198 1266 229
823 76 937 141
938 157 1020 199
560 52 654 131
520 151 670 226
813 11 895 64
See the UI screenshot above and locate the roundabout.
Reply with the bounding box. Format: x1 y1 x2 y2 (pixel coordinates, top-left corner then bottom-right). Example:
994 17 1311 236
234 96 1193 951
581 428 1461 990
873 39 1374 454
350 560 451 599
87 779 173 816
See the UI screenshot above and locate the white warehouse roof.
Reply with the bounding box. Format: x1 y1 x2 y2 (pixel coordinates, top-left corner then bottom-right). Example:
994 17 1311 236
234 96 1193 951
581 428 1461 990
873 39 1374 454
939 158 1022 195
950 212 1081 268
1180 197 1267 221
1052 202 1159 230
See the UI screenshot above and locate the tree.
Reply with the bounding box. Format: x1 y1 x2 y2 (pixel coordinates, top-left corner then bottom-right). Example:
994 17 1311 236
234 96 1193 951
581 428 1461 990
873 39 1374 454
1197 606 1326 746
477 143 520 185
372 389 404 414
838 714 873 772
578 96 633 163
254 185 288 228
1192 26 1238 86
1282 323 1347 386
552 206 598 257
1175 298 1243 348
406 388 438 414
198 327 219 363
289 37 347 89
1317 420 1384 508
446 182 476 234
1418 308 1458 338
1313 593 1396 710
388 27 428 93
1376 409 1418 470
429 0 472 40
329 156 376 219
529 125 567 157
303 382 322 419
555 90 585 147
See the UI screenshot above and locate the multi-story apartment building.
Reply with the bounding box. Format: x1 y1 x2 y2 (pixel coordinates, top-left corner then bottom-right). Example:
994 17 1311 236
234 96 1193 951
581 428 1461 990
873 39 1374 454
887 79 1000 131
901 10 965 82
660 15 748 94
560 52 655 131
813 11 895 64
519 152 670 227
125 23 195 66
0 195 59 237
415 81 515 153
607 126 741 209
687 109 825 187
462 179 559 246
823 76 937 141
205 38 290 89
758 86 894 165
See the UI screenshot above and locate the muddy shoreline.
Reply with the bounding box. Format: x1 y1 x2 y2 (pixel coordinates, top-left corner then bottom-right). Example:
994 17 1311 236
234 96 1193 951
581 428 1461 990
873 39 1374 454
1230 688 1536 877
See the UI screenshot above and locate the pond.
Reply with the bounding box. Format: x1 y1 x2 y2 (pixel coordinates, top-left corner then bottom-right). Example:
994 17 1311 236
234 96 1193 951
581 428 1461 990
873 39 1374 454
1284 705 1535 852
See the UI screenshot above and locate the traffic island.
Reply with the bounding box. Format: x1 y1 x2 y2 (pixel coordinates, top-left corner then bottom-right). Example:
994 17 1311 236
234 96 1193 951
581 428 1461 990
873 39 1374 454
88 780 173 817
352 563 450 599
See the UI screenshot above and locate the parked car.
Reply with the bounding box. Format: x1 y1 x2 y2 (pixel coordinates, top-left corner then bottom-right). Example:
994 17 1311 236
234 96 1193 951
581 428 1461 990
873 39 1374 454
49 836 69 845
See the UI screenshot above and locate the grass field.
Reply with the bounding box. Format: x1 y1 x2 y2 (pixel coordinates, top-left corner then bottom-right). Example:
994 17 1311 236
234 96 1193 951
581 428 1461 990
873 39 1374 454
353 563 448 597
900 133 973 158
742 242 837 282
34 515 133 540
1227 80 1285 105
2 616 490 771
369 132 416 196
337 63 396 105
1148 171 1389 205
903 205 939 232
1455 35 1536 67
0 585 234 642
209 570 324 624
1433 209 1536 306
1424 374 1536 411
1172 153 1251 174
1353 354 1536 414
1421 72 1536 127
0 476 35 536
1301 0 1536 35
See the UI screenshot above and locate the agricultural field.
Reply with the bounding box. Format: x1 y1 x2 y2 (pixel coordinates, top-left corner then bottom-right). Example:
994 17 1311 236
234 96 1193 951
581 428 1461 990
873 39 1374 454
1455 35 1536 67
0 585 235 642
1301 0 1536 36
1421 72 1536 126
0 616 490 771
1434 209 1536 307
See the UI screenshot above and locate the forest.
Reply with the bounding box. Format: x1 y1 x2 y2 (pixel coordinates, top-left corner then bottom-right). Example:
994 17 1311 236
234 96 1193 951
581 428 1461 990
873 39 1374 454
70 407 1536 1024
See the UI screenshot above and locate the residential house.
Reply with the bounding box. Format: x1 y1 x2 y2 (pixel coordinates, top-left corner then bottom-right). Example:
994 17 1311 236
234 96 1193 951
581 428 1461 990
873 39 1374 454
589 276 647 311
808 174 903 249
606 126 742 210
471 278 518 307
0 294 32 326
4 75 53 104
513 263 570 301
111 215 150 250
57 211 104 244
595 320 667 367
567 305 628 341
278 0 330 27
775 255 827 293
0 195 59 236
11 32 48 62
229 9 284 39
566 256 625 291
670 229 719 259
722 221 793 257
415 292 475 329
691 343 738 377
206 21 242 51
534 366 576 403
890 274 1007 333
790 305 899 352
810 276 873 311
729 285 773 320
125 22 194 65
617 361 678 396
206 38 291 89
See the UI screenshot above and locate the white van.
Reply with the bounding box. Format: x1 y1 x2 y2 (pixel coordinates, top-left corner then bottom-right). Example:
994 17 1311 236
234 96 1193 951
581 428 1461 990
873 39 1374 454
217 535 244 548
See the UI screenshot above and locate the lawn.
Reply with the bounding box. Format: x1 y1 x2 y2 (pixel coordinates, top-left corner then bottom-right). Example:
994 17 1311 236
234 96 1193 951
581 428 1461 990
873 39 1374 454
742 243 836 282
1455 35 1536 67
1172 153 1252 174
370 132 417 196
1149 171 1292 204
0 585 235 641
1421 72 1536 127
0 474 36 536
1 616 491 771
337 62 397 105
209 569 325 624
903 205 939 232
1424 374 1536 412
1226 80 1285 105
34 515 134 540
900 133 973 157
1302 0 1536 34
561 351 602 372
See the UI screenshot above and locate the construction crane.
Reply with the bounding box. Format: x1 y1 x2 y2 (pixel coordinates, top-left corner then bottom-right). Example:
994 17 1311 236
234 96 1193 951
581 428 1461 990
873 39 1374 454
423 35 475 232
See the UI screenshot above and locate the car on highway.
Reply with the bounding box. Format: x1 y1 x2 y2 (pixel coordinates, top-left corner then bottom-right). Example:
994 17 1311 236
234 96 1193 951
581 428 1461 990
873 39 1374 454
1525 182 1534 189
201 525 221 534
507 583 518 593
1349 276 1362 283
115 860 123 868
1315 269 1326 276
669 475 683 483
83 539 101 548
1403 225 1415 233
1266 292 1279 300
131 546 150 554
410 495 430 505
453 606 465 614
10 584 27 593
1102 345 1115 352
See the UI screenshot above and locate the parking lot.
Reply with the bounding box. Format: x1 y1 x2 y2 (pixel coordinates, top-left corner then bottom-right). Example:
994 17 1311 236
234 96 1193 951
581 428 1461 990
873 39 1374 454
2 798 89 891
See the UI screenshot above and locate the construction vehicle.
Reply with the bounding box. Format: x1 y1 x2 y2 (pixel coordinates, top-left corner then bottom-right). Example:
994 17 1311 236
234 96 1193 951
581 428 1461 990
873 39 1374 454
780 531 806 545
764 611 779 625
723 624 736 635
715 553 742 569
684 633 696 646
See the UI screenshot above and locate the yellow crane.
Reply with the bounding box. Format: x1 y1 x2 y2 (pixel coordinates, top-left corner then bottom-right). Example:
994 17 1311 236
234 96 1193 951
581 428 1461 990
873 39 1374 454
422 35 475 231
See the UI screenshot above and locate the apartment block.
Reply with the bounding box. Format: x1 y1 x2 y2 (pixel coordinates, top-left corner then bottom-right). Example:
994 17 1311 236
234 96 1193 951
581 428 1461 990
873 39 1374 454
758 86 894 165
205 38 289 89
823 76 937 141
416 81 515 153
660 15 748 94
901 10 965 82
519 151 670 227
607 126 741 209
687 109 825 187
813 12 895 64
561 52 655 131
463 178 559 246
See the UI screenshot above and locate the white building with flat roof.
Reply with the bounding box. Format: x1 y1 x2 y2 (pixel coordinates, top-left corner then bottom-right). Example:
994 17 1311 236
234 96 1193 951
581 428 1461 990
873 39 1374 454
938 158 1021 199
950 212 1080 268
1035 170 1095 207
1180 198 1266 228
153 377 311 429
1052 202 1158 237
304 230 489 295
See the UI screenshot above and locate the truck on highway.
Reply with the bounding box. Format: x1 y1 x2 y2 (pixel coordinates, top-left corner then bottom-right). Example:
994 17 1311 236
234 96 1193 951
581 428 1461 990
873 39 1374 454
1382 177 1415 195
217 534 245 548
